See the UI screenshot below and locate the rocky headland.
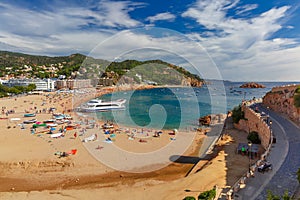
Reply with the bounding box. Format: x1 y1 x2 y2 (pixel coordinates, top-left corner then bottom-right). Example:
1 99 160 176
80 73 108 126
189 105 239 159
263 84 300 124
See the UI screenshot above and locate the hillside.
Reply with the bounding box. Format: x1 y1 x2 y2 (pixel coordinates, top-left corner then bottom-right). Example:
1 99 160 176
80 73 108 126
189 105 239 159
263 84 300 124
0 51 204 87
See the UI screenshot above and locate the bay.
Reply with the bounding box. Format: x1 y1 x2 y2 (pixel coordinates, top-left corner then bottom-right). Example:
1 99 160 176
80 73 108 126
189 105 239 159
81 81 299 130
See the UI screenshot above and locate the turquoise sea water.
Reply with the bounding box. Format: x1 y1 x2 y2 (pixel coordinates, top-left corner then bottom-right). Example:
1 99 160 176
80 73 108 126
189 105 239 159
80 81 299 130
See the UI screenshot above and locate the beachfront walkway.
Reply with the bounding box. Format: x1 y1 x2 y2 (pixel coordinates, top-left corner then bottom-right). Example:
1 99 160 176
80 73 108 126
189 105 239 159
235 103 300 199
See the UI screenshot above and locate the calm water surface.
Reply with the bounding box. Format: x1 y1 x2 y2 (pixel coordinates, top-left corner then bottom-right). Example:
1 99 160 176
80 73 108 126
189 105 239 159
79 81 299 130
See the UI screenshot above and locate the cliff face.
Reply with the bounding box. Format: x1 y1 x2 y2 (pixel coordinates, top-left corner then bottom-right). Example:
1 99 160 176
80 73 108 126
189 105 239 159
263 84 300 123
189 78 204 87
181 77 203 87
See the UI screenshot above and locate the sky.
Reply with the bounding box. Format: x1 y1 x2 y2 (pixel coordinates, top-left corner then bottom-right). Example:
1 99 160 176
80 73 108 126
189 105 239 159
0 0 300 81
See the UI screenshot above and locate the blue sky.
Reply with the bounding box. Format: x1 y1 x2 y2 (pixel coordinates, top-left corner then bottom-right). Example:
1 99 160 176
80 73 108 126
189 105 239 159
0 0 300 81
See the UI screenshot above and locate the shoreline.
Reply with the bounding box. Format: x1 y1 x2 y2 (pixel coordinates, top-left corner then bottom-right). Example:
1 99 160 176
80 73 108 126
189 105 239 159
0 84 255 199
0 87 209 191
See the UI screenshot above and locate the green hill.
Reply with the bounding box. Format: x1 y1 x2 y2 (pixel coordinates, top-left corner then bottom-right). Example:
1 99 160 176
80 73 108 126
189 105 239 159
0 51 203 86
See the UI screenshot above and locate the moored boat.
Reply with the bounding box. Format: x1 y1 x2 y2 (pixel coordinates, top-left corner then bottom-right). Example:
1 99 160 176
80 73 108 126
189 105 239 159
80 99 126 112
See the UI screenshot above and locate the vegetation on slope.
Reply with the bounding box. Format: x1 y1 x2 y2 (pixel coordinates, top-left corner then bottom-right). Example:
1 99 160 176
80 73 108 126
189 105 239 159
0 84 36 97
231 105 245 124
293 86 300 108
0 51 204 86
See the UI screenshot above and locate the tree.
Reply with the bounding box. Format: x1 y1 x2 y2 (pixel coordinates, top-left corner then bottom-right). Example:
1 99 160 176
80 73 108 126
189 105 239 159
232 105 245 124
27 84 36 91
247 131 261 144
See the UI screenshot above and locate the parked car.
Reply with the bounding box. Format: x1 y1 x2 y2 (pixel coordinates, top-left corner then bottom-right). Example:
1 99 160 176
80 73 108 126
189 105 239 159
258 162 272 173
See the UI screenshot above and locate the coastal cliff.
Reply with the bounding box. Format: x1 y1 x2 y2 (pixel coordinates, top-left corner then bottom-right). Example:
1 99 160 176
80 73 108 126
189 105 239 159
263 84 300 124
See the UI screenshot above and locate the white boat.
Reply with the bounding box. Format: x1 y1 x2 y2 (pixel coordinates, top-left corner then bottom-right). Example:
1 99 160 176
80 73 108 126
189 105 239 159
80 99 126 112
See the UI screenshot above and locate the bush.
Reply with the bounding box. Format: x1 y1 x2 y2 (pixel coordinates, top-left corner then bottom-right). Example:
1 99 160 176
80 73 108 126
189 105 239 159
297 168 300 184
232 105 245 124
294 87 300 108
267 190 291 200
183 196 196 200
247 131 261 144
198 188 216 200
267 190 280 200
294 94 300 108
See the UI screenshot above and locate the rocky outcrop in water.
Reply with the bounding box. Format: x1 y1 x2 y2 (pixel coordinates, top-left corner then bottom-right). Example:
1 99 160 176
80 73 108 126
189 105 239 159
240 82 265 88
199 115 211 126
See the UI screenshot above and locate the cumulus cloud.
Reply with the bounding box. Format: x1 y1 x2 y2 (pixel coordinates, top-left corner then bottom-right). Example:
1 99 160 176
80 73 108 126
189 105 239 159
0 1 143 54
146 12 176 23
0 0 299 81
181 0 299 81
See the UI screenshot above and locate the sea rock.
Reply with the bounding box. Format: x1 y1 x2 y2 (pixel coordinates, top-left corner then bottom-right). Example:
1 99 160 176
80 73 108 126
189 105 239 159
199 115 211 126
239 82 265 88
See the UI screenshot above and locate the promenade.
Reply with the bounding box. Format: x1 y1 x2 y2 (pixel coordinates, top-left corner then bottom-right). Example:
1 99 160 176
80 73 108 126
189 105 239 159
235 103 300 199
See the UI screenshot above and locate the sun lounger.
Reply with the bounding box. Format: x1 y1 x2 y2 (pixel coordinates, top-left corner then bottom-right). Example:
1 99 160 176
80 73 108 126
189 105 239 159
51 132 63 138
82 134 97 142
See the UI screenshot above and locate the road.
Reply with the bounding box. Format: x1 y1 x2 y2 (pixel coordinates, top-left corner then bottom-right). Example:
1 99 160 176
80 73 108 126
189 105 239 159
236 103 300 199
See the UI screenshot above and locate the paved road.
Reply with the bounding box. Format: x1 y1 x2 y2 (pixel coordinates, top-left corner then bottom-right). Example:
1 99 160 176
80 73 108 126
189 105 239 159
237 103 300 199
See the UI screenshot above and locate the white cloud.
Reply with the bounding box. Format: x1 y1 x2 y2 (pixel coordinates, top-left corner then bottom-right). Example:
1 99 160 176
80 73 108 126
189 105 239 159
181 0 300 81
92 0 144 28
0 1 143 55
235 4 258 15
146 12 176 23
0 0 299 81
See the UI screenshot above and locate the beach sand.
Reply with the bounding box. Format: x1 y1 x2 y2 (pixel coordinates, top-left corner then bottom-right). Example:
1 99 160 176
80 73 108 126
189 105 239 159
0 91 260 199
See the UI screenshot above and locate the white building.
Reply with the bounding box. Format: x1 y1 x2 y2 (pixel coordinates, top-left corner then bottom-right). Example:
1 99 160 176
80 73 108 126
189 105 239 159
4 78 56 91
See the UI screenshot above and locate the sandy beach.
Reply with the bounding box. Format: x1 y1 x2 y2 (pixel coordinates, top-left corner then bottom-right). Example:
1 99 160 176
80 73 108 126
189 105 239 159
0 89 260 200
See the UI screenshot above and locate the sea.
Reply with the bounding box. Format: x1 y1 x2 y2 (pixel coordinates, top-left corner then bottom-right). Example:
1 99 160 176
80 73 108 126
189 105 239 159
81 81 299 130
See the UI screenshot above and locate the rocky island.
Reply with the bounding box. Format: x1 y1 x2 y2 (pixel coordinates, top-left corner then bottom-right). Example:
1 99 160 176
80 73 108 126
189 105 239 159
239 82 266 88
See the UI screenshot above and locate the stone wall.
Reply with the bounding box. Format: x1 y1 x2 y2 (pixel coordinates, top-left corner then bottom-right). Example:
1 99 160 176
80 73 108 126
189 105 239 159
234 105 271 150
263 84 300 124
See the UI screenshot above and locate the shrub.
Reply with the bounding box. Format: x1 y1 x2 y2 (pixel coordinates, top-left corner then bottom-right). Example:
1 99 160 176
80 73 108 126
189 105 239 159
247 131 261 144
294 94 300 108
183 196 196 200
232 105 245 124
267 190 280 200
297 168 300 184
198 188 216 200
267 190 291 200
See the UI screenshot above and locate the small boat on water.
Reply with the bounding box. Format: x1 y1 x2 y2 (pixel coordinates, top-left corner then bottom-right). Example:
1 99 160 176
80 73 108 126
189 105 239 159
80 99 126 112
